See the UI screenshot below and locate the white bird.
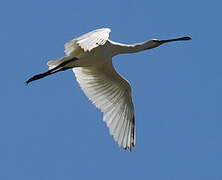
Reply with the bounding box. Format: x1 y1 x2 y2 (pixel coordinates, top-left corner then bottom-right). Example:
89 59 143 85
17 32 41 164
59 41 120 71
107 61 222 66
26 28 191 150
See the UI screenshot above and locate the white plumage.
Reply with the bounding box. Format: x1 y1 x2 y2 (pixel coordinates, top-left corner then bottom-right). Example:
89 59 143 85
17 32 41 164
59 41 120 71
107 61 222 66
64 28 135 149
74 61 135 149
26 28 191 150
64 28 111 55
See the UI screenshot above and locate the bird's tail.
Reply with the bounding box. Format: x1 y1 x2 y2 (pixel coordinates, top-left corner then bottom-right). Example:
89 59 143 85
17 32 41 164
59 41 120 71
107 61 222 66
47 56 72 70
26 56 78 84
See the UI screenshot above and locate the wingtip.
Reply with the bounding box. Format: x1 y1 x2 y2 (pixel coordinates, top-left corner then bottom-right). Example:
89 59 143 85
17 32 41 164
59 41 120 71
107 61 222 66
123 145 134 152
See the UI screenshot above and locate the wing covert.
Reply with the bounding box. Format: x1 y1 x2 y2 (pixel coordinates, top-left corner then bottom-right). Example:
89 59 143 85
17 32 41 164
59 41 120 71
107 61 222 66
65 28 111 55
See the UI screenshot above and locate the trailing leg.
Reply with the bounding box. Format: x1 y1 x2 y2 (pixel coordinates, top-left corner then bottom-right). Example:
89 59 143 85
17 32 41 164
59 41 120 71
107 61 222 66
26 57 78 84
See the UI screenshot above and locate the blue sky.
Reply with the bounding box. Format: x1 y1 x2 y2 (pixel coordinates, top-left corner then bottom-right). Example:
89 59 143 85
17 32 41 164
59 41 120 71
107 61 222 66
1 0 222 179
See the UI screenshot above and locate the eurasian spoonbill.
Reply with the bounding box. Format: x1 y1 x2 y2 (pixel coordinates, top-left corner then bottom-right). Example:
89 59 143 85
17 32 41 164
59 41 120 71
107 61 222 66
26 28 191 150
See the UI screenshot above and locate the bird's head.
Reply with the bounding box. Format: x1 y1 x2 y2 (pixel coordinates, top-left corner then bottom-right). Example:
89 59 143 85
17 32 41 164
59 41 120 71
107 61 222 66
145 36 191 50
143 39 162 49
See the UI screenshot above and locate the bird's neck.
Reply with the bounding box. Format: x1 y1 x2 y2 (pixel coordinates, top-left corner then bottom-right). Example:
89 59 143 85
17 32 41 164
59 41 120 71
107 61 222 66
110 40 160 56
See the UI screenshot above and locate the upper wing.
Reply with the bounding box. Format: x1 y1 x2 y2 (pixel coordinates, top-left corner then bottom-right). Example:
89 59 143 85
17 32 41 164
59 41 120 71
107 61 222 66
73 61 135 150
65 28 111 55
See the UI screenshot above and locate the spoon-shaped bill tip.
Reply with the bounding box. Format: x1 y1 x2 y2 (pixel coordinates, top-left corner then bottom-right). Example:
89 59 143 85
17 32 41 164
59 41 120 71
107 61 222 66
180 36 192 40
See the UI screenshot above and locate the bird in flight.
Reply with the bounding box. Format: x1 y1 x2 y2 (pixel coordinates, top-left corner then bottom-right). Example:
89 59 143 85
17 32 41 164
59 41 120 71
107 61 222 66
26 28 191 150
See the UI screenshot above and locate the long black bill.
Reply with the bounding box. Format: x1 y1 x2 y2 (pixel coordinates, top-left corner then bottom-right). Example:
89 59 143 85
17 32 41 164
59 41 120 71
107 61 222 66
159 36 192 44
25 57 78 84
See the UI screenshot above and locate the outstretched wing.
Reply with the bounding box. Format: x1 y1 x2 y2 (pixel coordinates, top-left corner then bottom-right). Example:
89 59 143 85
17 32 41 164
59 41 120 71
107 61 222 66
73 61 135 150
65 28 111 55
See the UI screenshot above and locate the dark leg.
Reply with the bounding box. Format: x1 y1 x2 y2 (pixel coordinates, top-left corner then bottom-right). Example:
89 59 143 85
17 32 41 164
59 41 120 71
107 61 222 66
25 57 78 84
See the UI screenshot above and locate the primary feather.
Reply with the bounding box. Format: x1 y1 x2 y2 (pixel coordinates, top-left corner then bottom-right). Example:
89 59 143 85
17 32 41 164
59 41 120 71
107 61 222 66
73 61 135 150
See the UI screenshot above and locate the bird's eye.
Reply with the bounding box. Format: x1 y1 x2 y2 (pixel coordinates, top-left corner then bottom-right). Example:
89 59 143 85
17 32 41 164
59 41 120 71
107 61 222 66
152 39 159 43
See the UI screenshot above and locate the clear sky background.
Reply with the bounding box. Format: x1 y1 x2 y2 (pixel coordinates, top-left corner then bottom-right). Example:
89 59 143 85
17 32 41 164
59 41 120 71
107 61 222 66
1 0 222 179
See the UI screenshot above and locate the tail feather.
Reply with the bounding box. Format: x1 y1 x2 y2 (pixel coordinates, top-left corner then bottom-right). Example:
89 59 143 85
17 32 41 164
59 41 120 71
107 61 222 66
47 56 73 70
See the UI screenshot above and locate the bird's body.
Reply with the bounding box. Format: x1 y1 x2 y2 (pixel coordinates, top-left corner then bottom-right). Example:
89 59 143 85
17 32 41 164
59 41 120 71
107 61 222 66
26 28 191 150
64 41 113 67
